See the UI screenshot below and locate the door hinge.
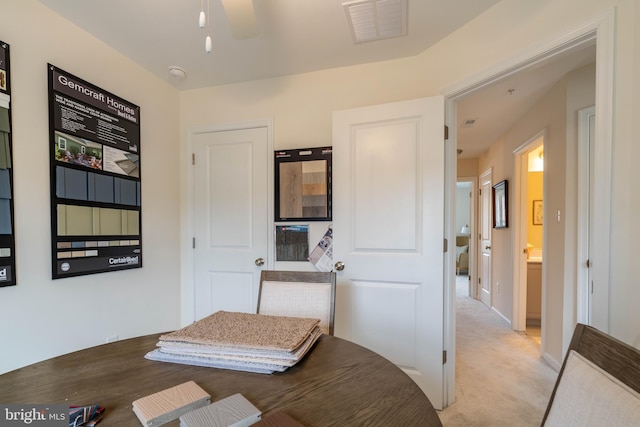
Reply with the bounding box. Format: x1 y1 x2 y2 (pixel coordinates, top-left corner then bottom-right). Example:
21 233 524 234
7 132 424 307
479 188 482 196
443 238 448 253
444 125 449 140
192 237 196 249
443 350 447 365
478 277 481 284
586 259 590 268
192 153 195 165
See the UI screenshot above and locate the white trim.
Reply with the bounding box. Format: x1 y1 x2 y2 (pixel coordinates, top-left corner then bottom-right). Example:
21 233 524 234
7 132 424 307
442 7 616 405
588 9 615 333
542 352 562 372
512 130 545 334
491 306 512 327
444 101 457 407
577 106 595 325
181 119 274 326
457 176 478 298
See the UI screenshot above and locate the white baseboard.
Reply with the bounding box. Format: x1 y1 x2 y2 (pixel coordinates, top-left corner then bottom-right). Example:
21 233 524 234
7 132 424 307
491 306 512 327
542 352 562 372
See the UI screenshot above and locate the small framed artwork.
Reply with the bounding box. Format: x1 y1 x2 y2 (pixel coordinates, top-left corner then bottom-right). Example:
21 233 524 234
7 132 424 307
492 180 508 229
533 200 543 225
275 147 332 222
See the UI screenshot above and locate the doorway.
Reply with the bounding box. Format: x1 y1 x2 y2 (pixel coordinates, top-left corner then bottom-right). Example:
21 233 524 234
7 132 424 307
514 134 545 345
444 10 614 405
455 180 475 298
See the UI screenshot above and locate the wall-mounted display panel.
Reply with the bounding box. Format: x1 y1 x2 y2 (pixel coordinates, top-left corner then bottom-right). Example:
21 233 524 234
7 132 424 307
0 40 15 287
275 147 332 222
48 65 142 279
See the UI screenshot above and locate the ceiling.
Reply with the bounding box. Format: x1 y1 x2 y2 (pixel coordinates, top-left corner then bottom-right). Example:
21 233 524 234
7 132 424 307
37 0 595 159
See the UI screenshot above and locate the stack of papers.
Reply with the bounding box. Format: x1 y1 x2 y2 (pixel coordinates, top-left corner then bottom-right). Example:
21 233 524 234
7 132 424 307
145 311 322 374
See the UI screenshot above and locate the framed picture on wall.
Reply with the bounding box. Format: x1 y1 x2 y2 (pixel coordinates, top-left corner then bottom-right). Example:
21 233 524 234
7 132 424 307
492 180 508 229
533 199 543 225
274 147 332 222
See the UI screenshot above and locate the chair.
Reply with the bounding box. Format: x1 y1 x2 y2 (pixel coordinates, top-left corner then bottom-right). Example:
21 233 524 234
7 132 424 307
455 235 469 275
257 270 336 335
541 323 640 426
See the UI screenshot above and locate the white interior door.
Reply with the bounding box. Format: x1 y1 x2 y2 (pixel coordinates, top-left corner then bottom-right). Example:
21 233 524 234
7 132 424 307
332 97 445 409
479 169 492 308
192 126 270 320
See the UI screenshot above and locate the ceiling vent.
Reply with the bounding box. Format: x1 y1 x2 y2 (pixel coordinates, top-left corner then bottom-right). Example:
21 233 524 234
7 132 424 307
460 118 477 128
343 0 407 44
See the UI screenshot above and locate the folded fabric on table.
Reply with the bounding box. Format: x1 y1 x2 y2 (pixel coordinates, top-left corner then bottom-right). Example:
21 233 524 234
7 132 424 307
145 311 323 374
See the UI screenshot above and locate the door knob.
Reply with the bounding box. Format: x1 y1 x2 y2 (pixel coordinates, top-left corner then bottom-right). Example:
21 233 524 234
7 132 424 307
255 257 265 266
334 261 345 271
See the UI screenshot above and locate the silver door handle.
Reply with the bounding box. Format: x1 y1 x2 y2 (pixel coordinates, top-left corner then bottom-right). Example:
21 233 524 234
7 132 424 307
255 257 265 266
334 261 345 271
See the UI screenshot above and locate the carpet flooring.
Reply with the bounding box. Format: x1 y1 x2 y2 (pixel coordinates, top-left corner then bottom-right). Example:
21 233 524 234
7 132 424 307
437 276 558 426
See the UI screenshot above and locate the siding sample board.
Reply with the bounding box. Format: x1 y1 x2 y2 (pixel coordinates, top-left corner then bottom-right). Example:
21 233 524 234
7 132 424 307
179 393 261 427
89 173 115 203
132 381 211 427
0 168 10 199
62 205 93 236
63 168 88 201
0 199 11 233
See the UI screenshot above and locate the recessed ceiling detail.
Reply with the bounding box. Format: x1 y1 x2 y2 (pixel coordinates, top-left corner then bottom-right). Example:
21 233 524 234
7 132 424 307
343 0 407 44
460 118 477 128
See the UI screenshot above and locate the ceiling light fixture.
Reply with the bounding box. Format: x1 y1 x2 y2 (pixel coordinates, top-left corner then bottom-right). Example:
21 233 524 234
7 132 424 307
198 0 212 53
199 0 206 28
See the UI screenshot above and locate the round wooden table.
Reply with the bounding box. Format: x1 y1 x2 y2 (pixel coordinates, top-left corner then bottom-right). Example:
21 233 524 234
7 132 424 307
0 333 442 426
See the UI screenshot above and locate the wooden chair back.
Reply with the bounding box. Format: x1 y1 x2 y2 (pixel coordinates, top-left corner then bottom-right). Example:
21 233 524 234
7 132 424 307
541 323 640 425
257 270 336 335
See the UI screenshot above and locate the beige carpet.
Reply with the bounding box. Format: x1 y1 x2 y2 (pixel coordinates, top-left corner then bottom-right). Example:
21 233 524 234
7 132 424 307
438 277 558 426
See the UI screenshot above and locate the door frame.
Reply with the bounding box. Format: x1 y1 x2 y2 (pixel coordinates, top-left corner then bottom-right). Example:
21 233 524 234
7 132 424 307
513 130 546 336
443 8 614 404
456 177 478 298
181 119 274 326
577 105 595 324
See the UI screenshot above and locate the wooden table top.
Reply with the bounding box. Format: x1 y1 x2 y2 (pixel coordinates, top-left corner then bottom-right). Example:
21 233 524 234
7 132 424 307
0 333 442 426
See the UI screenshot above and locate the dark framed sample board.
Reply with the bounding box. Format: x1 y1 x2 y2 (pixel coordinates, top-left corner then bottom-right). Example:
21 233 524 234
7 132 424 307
274 147 332 222
48 65 142 279
0 40 15 286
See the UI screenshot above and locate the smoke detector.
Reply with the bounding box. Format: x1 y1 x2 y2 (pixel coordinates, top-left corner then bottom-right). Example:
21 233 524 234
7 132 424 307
168 66 187 80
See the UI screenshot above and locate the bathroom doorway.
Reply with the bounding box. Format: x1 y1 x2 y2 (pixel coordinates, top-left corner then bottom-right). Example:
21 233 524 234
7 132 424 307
514 132 545 345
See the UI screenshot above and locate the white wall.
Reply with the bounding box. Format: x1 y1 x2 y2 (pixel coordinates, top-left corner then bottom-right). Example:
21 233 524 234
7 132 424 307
180 0 640 358
0 1 182 373
3 0 639 376
456 183 471 234
478 64 595 364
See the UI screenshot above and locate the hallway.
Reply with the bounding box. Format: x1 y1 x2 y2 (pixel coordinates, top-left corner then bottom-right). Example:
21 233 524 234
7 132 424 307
438 276 557 426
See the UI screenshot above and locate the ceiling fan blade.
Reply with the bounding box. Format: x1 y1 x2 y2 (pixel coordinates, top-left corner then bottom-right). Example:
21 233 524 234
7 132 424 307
220 0 259 40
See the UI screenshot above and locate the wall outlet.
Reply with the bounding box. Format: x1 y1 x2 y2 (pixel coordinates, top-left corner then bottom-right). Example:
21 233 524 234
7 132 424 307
106 335 119 343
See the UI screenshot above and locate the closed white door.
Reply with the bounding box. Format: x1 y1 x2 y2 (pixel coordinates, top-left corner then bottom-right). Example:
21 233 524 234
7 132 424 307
479 169 492 308
332 97 445 409
192 126 270 320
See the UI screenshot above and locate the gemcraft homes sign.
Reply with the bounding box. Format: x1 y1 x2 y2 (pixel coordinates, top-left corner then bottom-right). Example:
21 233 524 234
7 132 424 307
48 65 142 279
0 40 15 287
